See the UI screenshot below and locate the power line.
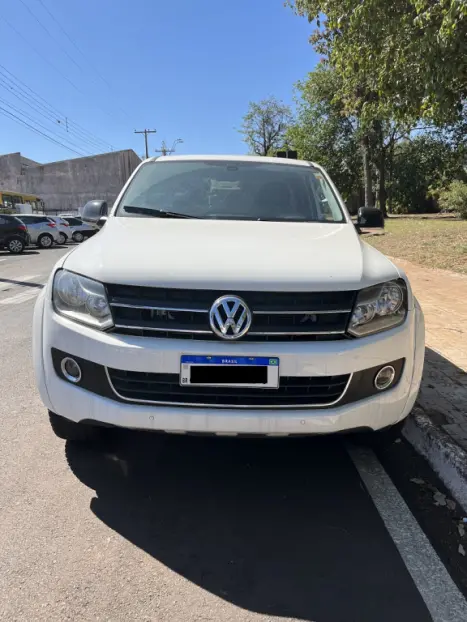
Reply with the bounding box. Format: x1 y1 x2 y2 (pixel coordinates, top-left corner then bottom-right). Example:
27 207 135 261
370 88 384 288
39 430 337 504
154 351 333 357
0 104 87 156
35 0 131 120
0 63 114 152
0 12 122 125
0 74 109 153
135 129 157 159
0 95 93 156
18 0 87 75
0 14 89 110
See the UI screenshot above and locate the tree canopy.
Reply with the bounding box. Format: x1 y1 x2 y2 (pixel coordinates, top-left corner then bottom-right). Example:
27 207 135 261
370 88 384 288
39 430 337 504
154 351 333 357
239 96 293 156
287 64 466 214
290 0 467 124
287 65 362 203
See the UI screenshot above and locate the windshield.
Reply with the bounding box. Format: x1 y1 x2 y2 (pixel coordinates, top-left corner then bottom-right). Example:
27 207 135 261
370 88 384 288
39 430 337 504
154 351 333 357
116 160 346 223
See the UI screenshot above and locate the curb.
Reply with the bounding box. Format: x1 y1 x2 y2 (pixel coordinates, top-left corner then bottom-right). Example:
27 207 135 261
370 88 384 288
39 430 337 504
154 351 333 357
403 406 467 511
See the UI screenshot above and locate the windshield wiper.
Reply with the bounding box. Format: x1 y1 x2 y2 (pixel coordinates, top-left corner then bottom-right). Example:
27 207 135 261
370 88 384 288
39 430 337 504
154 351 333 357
122 205 199 219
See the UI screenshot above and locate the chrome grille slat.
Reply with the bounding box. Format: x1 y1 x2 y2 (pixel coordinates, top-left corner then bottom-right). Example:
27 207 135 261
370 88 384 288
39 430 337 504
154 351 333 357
114 324 211 334
106 284 356 341
106 368 352 408
113 323 345 336
110 303 209 313
108 371 349 389
249 330 345 336
109 302 351 315
253 309 352 315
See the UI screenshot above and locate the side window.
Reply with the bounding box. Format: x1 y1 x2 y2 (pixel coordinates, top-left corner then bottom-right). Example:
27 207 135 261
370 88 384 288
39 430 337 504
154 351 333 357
2 195 14 209
0 216 6 225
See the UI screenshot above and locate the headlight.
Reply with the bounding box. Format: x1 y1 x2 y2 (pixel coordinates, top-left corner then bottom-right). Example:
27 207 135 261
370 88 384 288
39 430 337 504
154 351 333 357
52 270 113 330
348 280 407 337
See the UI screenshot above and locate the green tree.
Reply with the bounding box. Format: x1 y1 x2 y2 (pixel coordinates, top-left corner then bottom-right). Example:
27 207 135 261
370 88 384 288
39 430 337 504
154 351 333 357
290 1 467 124
390 134 467 213
287 65 362 209
287 65 418 214
239 96 293 156
438 181 467 219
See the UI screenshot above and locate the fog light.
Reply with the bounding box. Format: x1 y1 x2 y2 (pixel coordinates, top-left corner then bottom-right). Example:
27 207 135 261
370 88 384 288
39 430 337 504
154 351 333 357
61 357 82 383
374 365 395 391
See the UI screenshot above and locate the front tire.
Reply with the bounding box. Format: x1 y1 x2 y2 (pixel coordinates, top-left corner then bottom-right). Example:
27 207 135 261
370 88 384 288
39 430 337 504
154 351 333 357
72 231 84 243
6 236 25 254
38 233 53 249
49 411 102 443
57 232 67 245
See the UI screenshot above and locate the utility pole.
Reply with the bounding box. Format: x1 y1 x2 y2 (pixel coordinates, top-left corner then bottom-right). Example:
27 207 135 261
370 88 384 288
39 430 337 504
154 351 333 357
155 140 169 156
134 128 157 159
155 138 183 156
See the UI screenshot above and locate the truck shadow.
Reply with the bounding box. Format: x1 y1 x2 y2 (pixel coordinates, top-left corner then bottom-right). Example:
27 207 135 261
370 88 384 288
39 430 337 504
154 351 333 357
417 347 467 433
66 432 430 621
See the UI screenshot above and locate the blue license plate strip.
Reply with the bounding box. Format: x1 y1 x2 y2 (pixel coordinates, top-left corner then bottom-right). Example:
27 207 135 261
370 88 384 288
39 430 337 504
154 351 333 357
180 355 280 388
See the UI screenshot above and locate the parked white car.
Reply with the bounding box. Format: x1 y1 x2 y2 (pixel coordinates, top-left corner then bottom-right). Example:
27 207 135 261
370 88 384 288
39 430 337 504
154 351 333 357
33 155 425 443
18 214 60 248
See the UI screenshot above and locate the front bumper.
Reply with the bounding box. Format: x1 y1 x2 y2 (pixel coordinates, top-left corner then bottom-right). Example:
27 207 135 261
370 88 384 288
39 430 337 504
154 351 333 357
33 290 425 436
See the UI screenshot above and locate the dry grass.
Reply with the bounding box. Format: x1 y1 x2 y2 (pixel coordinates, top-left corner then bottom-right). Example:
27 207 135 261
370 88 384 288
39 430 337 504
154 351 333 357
364 218 467 274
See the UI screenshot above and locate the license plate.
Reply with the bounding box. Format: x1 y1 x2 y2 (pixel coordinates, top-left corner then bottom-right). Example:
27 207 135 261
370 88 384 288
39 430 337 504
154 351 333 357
180 355 280 388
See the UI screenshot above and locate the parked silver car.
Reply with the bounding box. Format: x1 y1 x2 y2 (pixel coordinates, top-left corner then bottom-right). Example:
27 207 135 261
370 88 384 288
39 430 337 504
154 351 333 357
18 214 60 248
58 215 98 243
47 216 72 245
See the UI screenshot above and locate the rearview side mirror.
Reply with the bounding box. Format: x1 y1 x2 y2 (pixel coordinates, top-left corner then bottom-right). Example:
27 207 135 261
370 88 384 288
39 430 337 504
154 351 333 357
81 200 108 224
357 207 385 229
97 216 108 228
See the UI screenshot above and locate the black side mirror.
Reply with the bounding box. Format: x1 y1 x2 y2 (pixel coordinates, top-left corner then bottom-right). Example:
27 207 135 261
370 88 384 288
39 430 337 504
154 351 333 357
354 222 362 235
81 200 108 224
97 216 108 228
357 207 385 228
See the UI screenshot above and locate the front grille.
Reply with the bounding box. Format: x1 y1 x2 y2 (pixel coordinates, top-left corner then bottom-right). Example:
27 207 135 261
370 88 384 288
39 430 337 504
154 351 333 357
106 284 356 342
106 368 351 408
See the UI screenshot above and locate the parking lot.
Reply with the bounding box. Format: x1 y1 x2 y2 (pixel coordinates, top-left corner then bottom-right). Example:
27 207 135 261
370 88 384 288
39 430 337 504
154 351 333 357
0 246 466 621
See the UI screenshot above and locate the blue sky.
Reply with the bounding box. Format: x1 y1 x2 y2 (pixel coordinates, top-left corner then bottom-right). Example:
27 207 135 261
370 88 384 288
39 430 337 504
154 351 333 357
0 0 318 163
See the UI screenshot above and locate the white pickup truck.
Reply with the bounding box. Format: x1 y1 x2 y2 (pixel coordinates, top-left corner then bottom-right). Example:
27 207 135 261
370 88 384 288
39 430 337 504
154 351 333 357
33 155 425 443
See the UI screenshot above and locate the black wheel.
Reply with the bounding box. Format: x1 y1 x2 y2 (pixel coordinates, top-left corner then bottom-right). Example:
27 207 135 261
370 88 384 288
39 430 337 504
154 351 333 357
73 231 84 243
6 236 25 254
38 233 53 249
57 232 67 245
48 411 102 442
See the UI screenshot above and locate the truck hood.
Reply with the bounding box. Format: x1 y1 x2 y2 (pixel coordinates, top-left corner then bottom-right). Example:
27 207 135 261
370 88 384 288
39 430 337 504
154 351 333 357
63 217 400 291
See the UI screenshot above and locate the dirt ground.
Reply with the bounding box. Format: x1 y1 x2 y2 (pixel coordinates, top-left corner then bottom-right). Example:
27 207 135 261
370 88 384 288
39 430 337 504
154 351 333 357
365 220 467 275
392 257 467 449
395 258 467 372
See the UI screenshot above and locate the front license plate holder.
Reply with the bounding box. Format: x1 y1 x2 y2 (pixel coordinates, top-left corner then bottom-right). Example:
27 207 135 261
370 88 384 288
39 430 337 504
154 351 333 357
180 355 279 388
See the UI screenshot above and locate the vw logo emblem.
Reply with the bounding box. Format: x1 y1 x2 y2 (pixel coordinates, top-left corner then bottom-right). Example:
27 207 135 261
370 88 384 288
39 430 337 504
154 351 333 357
209 295 252 340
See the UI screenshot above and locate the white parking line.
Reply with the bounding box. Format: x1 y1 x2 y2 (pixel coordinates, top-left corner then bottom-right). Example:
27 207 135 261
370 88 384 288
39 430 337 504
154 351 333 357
348 444 467 622
0 275 40 292
0 288 42 305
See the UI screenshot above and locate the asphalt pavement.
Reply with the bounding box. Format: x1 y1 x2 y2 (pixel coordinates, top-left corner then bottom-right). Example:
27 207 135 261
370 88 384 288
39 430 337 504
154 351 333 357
1 245 467 622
